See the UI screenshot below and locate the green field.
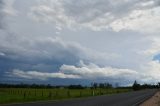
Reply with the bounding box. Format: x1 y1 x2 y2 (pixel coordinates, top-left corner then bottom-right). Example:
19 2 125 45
0 88 131 104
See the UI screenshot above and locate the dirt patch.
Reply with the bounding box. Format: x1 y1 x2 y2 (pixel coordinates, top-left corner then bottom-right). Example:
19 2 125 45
140 91 160 106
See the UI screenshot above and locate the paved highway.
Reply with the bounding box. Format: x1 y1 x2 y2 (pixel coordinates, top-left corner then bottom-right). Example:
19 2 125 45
4 89 157 106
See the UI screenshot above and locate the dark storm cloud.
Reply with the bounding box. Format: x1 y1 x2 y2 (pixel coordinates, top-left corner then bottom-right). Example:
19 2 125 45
1 0 160 85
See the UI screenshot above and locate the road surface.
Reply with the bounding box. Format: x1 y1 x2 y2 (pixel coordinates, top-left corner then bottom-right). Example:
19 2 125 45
4 89 157 106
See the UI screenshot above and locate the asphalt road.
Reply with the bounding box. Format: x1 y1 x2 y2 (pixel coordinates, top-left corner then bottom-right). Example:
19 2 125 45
4 89 157 106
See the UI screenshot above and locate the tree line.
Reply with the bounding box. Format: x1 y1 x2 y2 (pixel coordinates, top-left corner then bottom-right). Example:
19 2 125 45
132 80 160 90
0 83 113 89
91 82 113 89
0 81 160 90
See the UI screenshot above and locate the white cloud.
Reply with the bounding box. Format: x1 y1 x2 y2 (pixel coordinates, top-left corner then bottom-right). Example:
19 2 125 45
2 0 160 85
10 61 140 82
60 61 139 80
0 0 17 29
11 69 80 80
29 0 160 32
10 60 160 84
2 0 17 16
0 52 5 56
139 37 160 56
110 8 160 33
140 60 160 82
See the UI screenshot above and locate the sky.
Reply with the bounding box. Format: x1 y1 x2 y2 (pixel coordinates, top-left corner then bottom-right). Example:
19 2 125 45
1 0 160 86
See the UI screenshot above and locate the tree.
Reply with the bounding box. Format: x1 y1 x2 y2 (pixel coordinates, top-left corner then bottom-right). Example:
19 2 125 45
132 80 140 91
157 82 160 88
99 83 105 88
91 82 98 89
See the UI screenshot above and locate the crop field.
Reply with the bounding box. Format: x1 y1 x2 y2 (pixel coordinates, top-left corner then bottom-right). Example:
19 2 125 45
0 88 131 104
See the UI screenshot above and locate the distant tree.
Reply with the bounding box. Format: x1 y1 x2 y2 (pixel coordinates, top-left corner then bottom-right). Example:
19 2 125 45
132 80 140 91
91 82 113 89
47 84 52 88
91 82 98 89
104 83 112 88
99 83 105 88
68 85 84 89
157 82 160 88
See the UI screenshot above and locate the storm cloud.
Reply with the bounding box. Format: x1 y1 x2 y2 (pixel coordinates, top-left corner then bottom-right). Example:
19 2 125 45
1 0 160 85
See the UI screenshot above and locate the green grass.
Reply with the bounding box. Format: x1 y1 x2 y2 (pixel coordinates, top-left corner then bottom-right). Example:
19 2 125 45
0 88 131 104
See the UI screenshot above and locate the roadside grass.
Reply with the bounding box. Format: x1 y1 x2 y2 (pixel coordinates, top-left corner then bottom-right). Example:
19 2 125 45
0 88 131 104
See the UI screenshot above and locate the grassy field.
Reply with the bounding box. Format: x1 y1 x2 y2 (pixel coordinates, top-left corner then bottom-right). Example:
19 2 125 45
0 88 131 104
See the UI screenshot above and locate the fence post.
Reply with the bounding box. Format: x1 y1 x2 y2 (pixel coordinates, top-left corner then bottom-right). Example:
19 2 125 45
92 90 95 96
67 90 70 97
48 92 52 99
24 91 26 99
42 91 43 97
28 91 31 96
35 91 36 96
80 91 82 97
55 91 58 97
100 90 101 95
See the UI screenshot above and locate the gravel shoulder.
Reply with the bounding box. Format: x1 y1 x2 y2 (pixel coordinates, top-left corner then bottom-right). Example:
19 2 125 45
140 91 160 106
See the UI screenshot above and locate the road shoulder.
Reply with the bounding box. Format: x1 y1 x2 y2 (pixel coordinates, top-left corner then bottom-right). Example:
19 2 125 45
140 91 160 106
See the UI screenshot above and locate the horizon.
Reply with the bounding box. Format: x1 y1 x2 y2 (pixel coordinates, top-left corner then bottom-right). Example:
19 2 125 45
1 0 160 86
